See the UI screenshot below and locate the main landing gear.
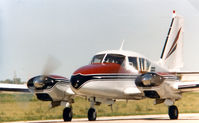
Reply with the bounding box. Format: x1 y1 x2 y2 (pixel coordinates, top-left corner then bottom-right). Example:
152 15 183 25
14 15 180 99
168 105 178 120
88 107 97 121
63 107 73 122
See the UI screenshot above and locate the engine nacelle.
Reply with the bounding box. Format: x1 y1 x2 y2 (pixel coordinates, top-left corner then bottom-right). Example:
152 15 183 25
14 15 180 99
27 75 69 90
27 75 72 101
135 73 165 87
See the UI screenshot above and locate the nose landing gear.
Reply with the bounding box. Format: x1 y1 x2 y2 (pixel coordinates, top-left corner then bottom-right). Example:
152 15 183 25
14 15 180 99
87 97 98 121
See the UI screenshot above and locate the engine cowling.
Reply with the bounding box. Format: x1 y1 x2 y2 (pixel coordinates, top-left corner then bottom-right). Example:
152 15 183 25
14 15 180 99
135 73 165 87
28 75 56 90
27 75 71 101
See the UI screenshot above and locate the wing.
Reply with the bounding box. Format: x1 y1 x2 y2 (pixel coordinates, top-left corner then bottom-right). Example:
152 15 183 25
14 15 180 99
174 72 199 92
0 83 30 93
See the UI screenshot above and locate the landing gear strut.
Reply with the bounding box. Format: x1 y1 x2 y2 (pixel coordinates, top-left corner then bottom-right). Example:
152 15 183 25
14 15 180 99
63 107 73 122
168 105 178 120
88 108 97 121
88 97 97 121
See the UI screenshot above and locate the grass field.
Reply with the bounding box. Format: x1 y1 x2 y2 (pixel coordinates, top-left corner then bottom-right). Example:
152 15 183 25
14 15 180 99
1 92 199 122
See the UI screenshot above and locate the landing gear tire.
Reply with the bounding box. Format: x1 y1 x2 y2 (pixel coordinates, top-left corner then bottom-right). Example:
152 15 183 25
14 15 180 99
63 107 73 122
168 105 178 120
88 108 97 121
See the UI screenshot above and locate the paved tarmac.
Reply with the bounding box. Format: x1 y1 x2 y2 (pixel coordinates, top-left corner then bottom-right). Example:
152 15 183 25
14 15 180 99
8 113 199 123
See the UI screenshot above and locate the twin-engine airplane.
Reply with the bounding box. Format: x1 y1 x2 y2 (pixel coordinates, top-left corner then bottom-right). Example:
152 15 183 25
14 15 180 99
3 11 199 122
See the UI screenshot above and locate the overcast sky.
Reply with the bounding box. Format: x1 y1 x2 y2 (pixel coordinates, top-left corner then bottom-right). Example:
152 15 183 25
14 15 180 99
1 0 199 81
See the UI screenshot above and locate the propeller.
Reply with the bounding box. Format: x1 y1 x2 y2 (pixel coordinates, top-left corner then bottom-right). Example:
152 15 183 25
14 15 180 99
37 56 61 89
42 56 62 76
27 56 62 90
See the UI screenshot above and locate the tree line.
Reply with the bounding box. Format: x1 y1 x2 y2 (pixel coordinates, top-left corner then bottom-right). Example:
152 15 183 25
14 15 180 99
0 78 26 84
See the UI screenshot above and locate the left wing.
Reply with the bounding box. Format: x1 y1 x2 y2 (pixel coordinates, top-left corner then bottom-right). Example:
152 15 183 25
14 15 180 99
174 72 199 92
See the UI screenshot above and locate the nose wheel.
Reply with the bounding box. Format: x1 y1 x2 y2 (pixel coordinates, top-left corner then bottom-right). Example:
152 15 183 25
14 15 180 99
168 105 178 120
63 107 73 122
88 108 97 121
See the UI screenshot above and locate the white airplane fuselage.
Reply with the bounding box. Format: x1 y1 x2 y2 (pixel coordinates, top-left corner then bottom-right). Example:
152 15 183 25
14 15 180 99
70 50 179 101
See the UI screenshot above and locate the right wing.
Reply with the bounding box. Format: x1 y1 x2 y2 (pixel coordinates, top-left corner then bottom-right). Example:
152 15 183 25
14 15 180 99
0 83 30 93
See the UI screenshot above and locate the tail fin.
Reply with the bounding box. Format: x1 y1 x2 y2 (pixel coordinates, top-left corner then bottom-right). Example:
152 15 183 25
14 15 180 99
160 10 184 71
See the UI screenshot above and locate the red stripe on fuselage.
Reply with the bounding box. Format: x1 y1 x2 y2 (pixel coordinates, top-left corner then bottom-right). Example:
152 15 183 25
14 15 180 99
73 63 131 75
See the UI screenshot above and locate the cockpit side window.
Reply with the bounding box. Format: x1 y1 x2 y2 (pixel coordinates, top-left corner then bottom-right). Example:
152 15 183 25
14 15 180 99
103 54 125 65
128 57 138 70
91 54 105 64
139 58 145 71
146 59 151 71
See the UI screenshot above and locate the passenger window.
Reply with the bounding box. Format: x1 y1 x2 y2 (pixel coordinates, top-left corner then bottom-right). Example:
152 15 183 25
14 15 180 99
146 60 151 71
139 58 151 72
128 57 138 70
139 58 145 71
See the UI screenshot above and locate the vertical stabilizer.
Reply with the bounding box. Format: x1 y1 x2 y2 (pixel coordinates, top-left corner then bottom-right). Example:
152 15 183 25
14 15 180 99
160 10 184 71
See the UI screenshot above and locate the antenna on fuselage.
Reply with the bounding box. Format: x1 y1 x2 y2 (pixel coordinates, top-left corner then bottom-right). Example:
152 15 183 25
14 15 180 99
119 40 125 50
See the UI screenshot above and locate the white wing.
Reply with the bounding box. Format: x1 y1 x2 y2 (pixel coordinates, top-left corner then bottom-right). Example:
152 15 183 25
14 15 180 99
0 83 30 93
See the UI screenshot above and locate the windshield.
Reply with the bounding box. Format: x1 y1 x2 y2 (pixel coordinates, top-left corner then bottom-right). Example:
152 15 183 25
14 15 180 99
91 54 105 64
103 54 125 65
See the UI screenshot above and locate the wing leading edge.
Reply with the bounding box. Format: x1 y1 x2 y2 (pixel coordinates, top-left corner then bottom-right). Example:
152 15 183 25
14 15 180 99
0 83 30 93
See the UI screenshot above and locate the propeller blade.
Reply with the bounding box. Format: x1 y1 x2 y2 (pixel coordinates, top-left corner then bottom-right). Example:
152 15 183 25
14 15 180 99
42 55 62 76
